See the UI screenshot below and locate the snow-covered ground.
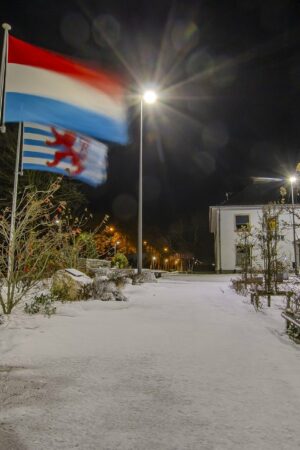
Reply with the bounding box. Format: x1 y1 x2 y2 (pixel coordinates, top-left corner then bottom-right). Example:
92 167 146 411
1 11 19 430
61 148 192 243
1 274 300 450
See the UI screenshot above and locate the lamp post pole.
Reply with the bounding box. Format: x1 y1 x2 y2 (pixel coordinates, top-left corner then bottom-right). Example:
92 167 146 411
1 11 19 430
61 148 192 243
290 178 298 275
137 90 157 275
137 98 143 274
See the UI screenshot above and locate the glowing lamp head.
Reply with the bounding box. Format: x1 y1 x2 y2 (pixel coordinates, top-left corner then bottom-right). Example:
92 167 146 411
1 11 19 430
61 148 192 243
143 90 157 104
290 176 297 184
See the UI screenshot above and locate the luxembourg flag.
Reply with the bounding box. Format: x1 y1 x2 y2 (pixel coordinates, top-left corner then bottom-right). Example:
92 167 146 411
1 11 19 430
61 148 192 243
22 122 108 187
4 35 128 144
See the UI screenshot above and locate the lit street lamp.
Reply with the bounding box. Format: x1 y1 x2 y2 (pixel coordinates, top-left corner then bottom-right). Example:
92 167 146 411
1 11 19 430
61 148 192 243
114 240 120 255
137 90 158 274
151 256 157 269
289 176 298 275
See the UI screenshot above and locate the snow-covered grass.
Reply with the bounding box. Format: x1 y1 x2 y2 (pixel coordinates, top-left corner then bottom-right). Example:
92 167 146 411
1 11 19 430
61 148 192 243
1 274 300 450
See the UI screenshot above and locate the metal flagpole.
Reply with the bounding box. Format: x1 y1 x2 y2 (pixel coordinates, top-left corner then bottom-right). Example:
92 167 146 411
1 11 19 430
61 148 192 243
7 123 23 279
0 23 11 133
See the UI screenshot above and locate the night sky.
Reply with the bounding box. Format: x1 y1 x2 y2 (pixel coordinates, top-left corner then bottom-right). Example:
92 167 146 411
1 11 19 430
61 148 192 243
1 0 300 261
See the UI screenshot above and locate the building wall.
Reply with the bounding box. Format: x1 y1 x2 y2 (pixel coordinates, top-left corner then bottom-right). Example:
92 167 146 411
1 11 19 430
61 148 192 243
210 205 300 272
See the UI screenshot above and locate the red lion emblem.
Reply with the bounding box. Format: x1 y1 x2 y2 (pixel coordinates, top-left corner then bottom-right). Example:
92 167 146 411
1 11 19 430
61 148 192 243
46 127 88 175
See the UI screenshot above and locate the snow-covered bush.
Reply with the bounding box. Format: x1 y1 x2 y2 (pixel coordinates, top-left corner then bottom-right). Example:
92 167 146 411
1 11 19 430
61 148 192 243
230 278 249 296
24 293 57 317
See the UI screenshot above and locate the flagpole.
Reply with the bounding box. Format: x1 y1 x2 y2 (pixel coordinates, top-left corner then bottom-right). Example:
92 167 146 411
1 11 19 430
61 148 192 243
0 23 11 133
7 122 22 279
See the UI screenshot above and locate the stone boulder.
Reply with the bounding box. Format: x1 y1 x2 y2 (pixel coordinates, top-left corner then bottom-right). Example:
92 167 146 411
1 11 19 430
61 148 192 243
52 268 93 301
93 268 134 301
132 270 157 285
78 258 111 276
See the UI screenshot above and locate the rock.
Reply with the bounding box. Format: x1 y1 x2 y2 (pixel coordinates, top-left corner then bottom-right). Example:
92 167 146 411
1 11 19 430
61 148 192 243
105 281 117 293
90 267 111 277
87 259 111 268
101 292 115 302
93 269 129 302
52 269 93 301
93 279 116 296
78 259 112 276
132 271 157 285
115 291 127 301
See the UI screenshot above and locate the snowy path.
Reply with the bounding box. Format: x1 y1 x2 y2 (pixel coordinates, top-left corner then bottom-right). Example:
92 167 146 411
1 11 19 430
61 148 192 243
1 275 300 450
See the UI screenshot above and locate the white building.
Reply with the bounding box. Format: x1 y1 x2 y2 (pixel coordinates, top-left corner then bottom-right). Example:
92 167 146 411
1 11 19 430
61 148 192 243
209 204 300 273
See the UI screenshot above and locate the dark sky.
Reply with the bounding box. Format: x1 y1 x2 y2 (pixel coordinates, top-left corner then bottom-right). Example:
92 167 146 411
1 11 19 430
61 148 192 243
1 0 300 260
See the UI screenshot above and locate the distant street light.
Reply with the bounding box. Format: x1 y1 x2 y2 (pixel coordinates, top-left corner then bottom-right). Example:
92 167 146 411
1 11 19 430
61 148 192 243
290 176 298 275
114 240 120 255
137 89 158 275
150 256 157 270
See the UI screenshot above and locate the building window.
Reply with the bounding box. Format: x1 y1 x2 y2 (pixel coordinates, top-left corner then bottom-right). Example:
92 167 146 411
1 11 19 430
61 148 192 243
235 215 250 231
236 245 251 267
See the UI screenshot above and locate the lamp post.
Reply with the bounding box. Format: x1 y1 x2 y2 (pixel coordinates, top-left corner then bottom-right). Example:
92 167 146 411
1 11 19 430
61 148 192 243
137 90 157 274
114 240 120 256
289 176 298 275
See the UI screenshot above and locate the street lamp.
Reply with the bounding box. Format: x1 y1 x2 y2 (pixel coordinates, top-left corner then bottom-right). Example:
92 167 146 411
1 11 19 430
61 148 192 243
137 89 158 274
114 240 120 255
151 256 157 269
289 176 298 275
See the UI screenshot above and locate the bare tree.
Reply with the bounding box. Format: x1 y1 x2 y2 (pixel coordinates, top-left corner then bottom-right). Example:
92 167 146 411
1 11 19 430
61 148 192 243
0 180 64 314
256 204 286 297
236 224 255 289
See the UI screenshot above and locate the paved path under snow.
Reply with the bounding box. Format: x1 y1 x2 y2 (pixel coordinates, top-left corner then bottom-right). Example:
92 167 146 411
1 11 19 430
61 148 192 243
1 275 300 449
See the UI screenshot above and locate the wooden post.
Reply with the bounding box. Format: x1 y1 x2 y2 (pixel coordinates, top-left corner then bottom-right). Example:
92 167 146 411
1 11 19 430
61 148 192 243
287 292 291 310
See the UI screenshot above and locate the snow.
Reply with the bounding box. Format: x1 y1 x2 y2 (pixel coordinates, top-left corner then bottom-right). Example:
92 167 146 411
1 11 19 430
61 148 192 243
1 274 300 450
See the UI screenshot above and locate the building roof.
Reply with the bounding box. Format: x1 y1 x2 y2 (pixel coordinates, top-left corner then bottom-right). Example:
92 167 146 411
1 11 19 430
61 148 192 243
222 181 291 206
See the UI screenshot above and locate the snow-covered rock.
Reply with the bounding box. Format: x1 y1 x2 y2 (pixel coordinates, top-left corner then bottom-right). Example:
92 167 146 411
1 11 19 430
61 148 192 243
78 258 111 275
93 270 129 302
52 268 93 301
132 270 157 284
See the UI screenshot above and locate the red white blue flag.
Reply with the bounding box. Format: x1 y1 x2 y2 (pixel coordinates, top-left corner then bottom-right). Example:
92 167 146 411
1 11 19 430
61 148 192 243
22 123 108 187
5 36 128 144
